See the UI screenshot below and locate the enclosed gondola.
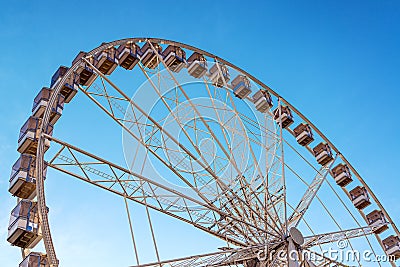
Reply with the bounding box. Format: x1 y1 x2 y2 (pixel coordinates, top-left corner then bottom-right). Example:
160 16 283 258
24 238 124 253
331 163 353 187
382 235 400 260
140 42 162 69
117 42 141 70
17 117 52 155
50 66 78 103
293 123 314 146
252 90 273 113
20 252 49 267
273 105 294 129
209 62 230 88
349 186 371 210
7 200 42 249
231 75 252 99
9 154 46 200
187 52 207 78
72 52 97 86
313 142 334 166
32 87 64 125
95 46 118 75
162 45 186 72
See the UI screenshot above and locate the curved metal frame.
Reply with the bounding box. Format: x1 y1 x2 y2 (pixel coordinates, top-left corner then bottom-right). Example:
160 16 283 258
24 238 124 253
35 37 399 266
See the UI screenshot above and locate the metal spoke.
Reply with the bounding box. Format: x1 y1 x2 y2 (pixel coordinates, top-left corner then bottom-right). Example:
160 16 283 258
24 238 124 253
287 155 337 229
302 224 387 248
277 99 288 236
128 245 267 267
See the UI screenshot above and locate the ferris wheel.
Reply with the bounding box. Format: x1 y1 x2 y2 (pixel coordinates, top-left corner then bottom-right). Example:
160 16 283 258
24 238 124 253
6 38 400 267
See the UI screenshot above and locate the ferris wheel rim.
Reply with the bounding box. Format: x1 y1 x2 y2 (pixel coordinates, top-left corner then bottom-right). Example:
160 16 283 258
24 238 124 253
33 37 398 266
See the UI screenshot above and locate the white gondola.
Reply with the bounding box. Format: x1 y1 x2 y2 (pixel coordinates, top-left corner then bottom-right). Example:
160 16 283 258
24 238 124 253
9 154 46 200
7 200 42 249
17 117 52 155
20 252 48 267
187 52 207 78
349 186 371 209
252 90 272 113
313 142 333 166
50 66 78 103
140 42 162 69
117 43 140 70
231 75 251 99
382 235 400 259
209 63 230 87
95 47 118 75
273 106 294 129
331 163 353 187
32 87 64 125
162 45 186 72
293 123 314 146
72 51 97 87
366 210 388 234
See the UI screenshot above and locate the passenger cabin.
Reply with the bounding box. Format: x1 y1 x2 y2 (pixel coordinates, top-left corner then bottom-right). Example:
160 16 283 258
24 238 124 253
117 43 141 70
7 200 42 249
273 106 294 129
331 163 353 187
32 87 65 125
366 210 388 234
140 42 162 69
20 252 48 267
95 47 118 75
17 117 52 155
50 66 77 103
313 142 334 166
382 235 400 259
9 154 46 200
252 90 273 113
293 123 314 146
349 186 371 209
231 75 252 99
209 63 230 87
187 52 207 78
72 51 97 86
162 45 186 72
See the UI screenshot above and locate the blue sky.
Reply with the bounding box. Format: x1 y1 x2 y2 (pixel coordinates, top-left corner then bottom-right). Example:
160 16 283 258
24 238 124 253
0 0 399 266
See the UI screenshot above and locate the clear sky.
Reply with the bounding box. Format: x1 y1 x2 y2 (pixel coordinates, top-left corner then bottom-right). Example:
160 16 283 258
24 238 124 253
0 0 399 266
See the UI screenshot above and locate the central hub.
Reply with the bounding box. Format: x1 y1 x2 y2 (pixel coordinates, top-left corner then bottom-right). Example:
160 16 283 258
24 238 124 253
289 227 304 246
